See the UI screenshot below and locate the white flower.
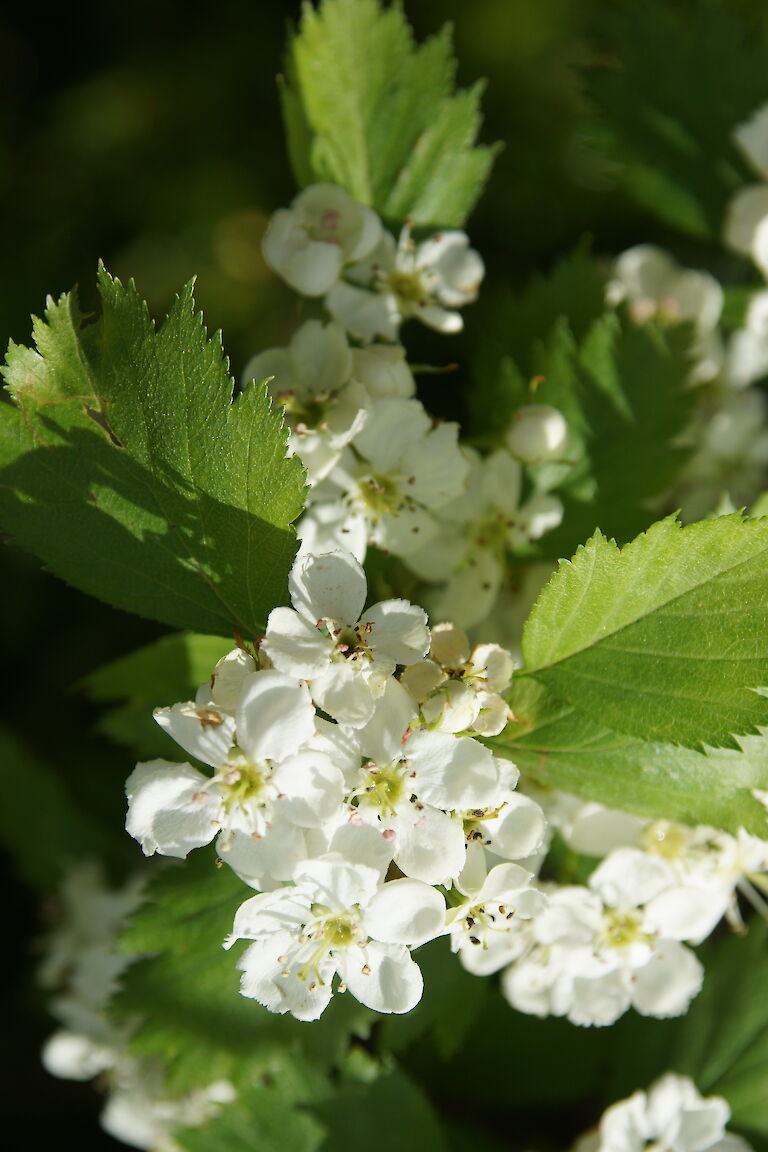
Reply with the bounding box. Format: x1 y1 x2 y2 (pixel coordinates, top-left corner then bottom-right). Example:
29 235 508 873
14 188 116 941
448 849 547 975
575 1073 753 1152
607 245 723 382
263 183 381 296
242 320 368 484
228 829 445 1019
311 398 469 559
404 448 562 628
727 290 768 387
326 224 484 342
351 343 416 398
263 549 430 726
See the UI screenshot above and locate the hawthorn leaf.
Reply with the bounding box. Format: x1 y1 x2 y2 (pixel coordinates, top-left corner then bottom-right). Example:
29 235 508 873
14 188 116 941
282 0 497 228
0 270 306 637
496 679 768 836
519 515 768 748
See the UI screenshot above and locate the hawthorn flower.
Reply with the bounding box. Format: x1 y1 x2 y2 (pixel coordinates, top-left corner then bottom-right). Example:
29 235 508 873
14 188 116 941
574 1074 753 1152
502 884 703 1027
726 103 768 275
263 549 430 726
242 320 367 484
505 405 569 464
607 245 723 382
400 622 515 737
227 828 446 1019
262 183 381 296
125 669 341 885
448 848 547 975
404 448 562 628
326 224 484 342
303 398 469 560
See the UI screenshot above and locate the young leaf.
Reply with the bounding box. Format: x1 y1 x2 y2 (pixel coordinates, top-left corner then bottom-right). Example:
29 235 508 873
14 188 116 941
113 850 373 1094
496 679 768 836
520 515 768 749
80 633 232 758
282 0 497 229
0 270 306 637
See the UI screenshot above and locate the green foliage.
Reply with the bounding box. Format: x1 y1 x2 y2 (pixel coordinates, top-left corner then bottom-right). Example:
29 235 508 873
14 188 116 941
498 679 768 836
588 5 768 237
113 849 374 1094
0 269 306 638
610 921 768 1136
281 0 497 228
519 515 768 749
0 727 117 887
176 1080 325 1152
80 633 232 758
469 244 608 432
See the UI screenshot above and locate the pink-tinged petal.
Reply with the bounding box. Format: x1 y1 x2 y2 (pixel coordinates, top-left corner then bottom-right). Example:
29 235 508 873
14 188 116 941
236 670 315 762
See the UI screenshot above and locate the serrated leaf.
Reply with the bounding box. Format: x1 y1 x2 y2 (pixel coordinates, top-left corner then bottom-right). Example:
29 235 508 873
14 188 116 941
520 515 768 749
0 269 306 637
80 633 232 758
113 849 373 1094
469 244 607 433
496 679 768 836
588 6 767 237
282 0 497 228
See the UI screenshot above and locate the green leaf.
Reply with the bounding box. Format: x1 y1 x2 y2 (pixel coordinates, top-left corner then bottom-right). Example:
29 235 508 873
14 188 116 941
113 849 373 1094
588 6 768 237
0 269 306 637
469 243 608 433
282 0 497 228
496 679 768 836
519 515 768 749
80 633 232 758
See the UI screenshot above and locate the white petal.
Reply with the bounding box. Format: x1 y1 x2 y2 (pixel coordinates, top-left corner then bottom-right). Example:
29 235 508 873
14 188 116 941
326 281 400 343
289 549 367 625
289 319 353 396
724 185 768 255
351 344 415 398
125 760 220 858
154 702 235 769
480 792 546 861
352 397 431 473
272 749 346 827
402 421 468 508
242 347 297 393
262 210 343 296
327 820 395 882
210 648 257 712
589 848 675 908
734 101 768 178
364 599 430 665
262 606 332 677
392 803 467 884
42 1031 115 1081
568 968 631 1027
236 670 315 762
631 939 704 1018
298 854 380 909
363 878 446 946
406 729 501 810
229 889 309 943
220 822 307 887
311 663 377 728
336 940 423 1014
644 885 728 945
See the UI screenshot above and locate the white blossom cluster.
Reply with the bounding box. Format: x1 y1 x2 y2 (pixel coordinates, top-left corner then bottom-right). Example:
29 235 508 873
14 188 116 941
606 242 768 518
247 182 569 629
496 787 768 1028
40 863 236 1151
573 1073 752 1152
126 549 548 1020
